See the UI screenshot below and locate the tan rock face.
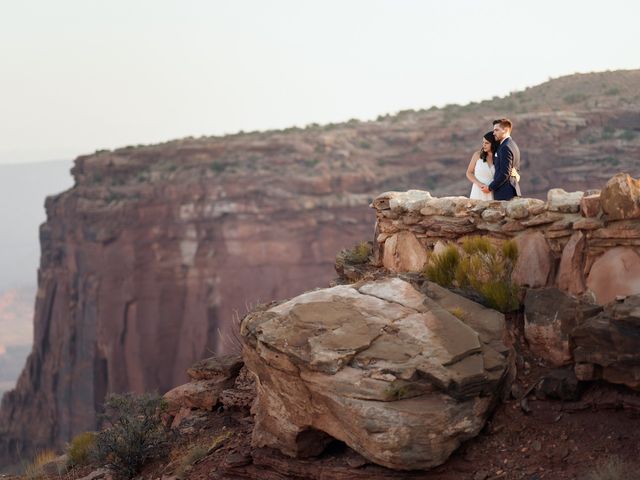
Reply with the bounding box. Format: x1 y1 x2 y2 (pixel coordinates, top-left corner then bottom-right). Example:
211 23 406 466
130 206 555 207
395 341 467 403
557 231 586 295
242 278 510 470
586 247 640 304
512 232 552 288
600 173 640 220
381 231 428 272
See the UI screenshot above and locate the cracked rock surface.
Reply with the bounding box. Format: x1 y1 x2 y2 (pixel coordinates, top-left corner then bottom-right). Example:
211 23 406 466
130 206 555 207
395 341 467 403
241 277 511 470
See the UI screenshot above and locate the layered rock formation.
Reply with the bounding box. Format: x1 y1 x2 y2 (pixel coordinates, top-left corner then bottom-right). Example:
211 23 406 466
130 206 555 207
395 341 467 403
0 143 374 464
241 277 510 470
373 173 640 304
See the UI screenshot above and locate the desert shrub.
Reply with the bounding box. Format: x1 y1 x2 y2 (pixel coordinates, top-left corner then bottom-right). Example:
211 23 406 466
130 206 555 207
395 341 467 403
602 125 615 139
67 431 96 467
383 382 410 401
23 450 57 479
175 444 208 478
425 245 460 287
479 279 519 312
95 393 169 479
586 456 636 480
209 161 227 173
564 93 587 104
336 241 372 268
619 129 636 141
424 237 519 313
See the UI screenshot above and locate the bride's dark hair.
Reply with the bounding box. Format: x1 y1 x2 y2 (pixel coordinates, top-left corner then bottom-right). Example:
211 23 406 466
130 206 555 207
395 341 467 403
480 131 499 162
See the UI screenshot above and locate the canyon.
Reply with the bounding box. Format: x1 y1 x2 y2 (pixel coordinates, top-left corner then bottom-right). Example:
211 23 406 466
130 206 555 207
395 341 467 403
1 69 640 466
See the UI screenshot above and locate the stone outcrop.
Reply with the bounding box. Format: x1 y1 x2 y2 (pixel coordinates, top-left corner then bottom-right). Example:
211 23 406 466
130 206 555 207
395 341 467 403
600 173 640 220
241 277 510 470
572 295 640 389
163 354 252 430
523 288 602 366
372 174 640 304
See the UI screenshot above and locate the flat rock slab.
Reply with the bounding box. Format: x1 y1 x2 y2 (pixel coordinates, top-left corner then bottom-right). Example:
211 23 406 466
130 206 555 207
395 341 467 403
241 277 510 470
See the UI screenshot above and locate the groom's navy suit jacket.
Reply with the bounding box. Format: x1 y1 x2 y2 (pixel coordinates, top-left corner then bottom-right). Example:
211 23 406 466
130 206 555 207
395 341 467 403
489 137 521 201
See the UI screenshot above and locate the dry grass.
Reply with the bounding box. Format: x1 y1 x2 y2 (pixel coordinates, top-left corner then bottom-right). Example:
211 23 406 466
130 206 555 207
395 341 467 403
424 245 460 287
175 443 208 478
447 306 467 320
23 450 58 479
424 236 520 313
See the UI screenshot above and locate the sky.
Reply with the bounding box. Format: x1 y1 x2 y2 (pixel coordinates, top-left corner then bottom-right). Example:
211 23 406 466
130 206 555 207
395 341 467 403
1 0 639 164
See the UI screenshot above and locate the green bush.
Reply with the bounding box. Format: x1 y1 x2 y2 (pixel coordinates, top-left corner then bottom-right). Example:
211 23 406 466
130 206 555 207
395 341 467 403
424 237 519 313
67 431 96 467
95 393 169 479
564 93 587 104
619 129 636 141
209 161 228 173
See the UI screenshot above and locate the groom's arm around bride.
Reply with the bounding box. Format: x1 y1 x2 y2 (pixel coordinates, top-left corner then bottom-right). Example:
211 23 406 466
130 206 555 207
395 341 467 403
484 118 521 201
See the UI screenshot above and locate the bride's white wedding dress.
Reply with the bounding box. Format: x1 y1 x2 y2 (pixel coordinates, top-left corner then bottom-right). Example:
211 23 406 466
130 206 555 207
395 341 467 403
469 159 495 200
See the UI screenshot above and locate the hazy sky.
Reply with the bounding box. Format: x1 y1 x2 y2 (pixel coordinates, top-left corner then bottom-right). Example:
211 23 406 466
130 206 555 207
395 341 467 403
2 0 639 164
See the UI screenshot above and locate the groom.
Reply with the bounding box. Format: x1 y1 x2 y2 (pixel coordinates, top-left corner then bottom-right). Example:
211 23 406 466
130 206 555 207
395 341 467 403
482 118 521 200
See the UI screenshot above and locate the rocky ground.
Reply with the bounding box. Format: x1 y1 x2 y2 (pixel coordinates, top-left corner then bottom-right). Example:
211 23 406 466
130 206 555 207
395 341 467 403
8 298 640 480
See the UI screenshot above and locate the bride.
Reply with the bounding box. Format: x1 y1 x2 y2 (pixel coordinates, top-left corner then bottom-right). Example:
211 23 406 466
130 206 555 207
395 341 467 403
467 131 498 200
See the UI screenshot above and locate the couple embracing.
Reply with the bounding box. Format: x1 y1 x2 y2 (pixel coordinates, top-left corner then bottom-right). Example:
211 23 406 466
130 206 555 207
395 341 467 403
466 118 521 201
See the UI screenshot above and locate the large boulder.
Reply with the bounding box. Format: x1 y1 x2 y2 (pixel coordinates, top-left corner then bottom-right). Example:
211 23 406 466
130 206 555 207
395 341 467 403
547 188 583 213
557 231 587 295
572 295 640 390
512 231 552 288
600 173 640 220
241 277 510 471
586 247 640 304
524 288 602 366
382 231 428 272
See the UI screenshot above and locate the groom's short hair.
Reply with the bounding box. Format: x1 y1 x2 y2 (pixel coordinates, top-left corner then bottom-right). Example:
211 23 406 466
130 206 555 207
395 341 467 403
495 118 513 130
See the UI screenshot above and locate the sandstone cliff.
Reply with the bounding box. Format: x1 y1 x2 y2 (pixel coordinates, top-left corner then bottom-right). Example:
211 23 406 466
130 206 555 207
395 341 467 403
1 69 640 465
